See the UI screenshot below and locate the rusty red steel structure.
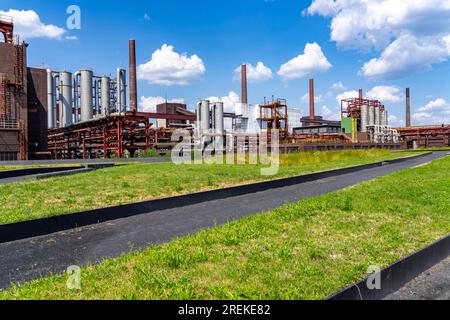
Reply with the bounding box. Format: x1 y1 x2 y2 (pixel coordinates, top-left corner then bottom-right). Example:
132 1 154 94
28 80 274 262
48 112 196 159
260 98 289 140
341 97 385 120
0 15 14 44
396 125 450 148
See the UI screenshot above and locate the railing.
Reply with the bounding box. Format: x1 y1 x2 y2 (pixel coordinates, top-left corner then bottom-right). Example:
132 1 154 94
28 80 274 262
0 14 13 24
0 119 18 129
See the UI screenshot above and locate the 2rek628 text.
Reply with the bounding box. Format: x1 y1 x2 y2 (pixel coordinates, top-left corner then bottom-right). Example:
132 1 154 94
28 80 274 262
178 304 271 318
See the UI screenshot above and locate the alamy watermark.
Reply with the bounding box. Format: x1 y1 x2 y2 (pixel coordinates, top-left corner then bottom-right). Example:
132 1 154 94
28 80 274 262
171 128 280 176
66 5 81 30
66 265 81 290
366 265 381 290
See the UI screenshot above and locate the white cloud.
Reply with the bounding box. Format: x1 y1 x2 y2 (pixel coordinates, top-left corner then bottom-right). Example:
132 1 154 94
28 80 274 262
388 114 405 127
234 62 273 83
360 34 448 79
205 91 240 113
139 96 185 113
413 98 450 125
366 86 402 103
418 98 447 112
306 0 450 79
0 9 65 40
300 93 326 104
336 90 359 104
321 105 341 120
331 81 345 90
138 44 206 86
277 42 332 80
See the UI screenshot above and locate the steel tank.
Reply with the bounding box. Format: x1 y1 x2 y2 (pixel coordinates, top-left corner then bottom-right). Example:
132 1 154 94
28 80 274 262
101 76 111 115
80 69 93 122
59 71 73 127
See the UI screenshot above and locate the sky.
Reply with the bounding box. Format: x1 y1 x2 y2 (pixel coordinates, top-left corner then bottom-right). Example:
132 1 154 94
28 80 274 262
1 0 450 127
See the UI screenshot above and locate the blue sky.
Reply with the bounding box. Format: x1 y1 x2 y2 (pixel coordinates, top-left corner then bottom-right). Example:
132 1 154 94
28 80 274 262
2 0 450 126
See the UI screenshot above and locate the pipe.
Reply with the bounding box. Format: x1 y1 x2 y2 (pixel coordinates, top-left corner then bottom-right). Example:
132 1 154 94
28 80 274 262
309 79 315 123
406 88 411 127
129 39 138 112
116 68 127 114
241 64 248 105
46 69 56 129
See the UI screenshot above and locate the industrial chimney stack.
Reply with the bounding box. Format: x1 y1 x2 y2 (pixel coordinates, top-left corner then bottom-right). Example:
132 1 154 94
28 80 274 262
129 39 138 113
406 88 411 127
309 79 315 123
241 64 248 105
359 89 363 100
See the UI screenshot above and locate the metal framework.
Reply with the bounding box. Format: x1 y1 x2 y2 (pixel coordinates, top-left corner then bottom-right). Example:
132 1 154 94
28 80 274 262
260 99 288 140
341 98 385 120
396 125 450 148
48 112 196 159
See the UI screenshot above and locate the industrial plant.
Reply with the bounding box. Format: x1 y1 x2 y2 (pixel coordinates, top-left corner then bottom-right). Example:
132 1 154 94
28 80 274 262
0 15 449 161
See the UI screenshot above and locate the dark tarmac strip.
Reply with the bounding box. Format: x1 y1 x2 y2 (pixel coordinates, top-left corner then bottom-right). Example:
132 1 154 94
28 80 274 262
0 152 447 290
384 255 450 300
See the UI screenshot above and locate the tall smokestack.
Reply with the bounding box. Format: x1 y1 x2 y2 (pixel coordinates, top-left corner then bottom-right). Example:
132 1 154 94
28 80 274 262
309 79 315 123
241 64 248 105
359 89 363 100
129 39 138 112
406 88 411 127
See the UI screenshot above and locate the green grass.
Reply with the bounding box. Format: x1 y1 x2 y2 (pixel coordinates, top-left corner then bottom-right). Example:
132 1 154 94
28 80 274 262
1 155 448 300
0 150 422 225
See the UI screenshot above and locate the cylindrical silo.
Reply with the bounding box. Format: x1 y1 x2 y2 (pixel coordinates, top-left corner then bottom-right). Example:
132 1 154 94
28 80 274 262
101 76 110 115
360 104 368 132
80 69 93 122
196 102 201 137
213 102 224 150
116 68 127 113
368 105 375 126
46 69 56 129
59 71 73 127
385 110 389 126
375 106 381 126
200 100 210 135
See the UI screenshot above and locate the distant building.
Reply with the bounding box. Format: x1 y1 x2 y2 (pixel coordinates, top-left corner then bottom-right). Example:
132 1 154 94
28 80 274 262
294 116 341 135
156 102 194 128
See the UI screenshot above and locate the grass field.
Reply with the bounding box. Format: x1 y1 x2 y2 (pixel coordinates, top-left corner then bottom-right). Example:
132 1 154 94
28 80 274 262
0 164 83 172
0 150 421 225
1 154 448 300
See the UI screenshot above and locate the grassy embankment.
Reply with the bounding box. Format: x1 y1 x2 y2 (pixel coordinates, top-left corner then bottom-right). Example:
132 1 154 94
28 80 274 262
0 150 422 225
1 154 448 299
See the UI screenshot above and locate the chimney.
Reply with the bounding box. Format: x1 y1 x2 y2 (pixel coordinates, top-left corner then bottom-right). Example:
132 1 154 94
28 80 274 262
129 39 138 112
406 88 411 127
358 89 363 100
241 64 248 105
309 79 315 123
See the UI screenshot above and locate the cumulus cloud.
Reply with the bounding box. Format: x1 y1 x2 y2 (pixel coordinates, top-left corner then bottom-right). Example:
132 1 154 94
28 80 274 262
0 9 65 40
366 86 402 103
321 105 341 121
139 96 185 113
388 114 405 127
138 44 206 86
205 91 240 113
413 98 450 125
306 0 450 79
300 93 326 104
277 43 332 80
234 62 273 83
331 81 345 90
336 90 359 104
